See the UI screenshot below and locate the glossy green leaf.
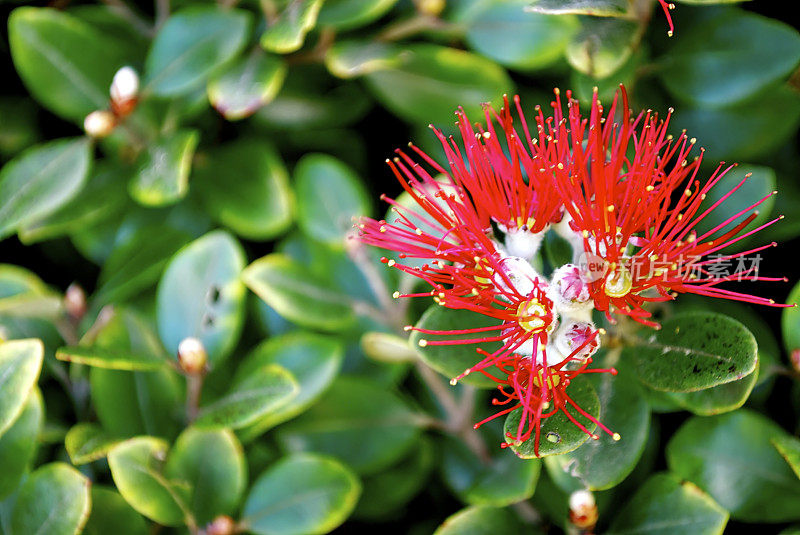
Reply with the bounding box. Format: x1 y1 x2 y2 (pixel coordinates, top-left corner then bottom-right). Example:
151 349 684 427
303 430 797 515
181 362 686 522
362 44 513 126
65 423 123 465
0 338 43 437
129 129 198 207
194 140 293 240
410 305 503 388
772 434 800 481
241 454 361 535
208 52 287 120
782 280 800 356
94 225 191 305
361 331 419 363
526 0 630 16
0 137 91 239
317 0 399 30
667 410 800 521
355 438 433 518
236 332 344 440
0 388 43 499
261 0 323 54
550 358 650 490
8 7 130 121
108 437 187 526
83 487 148 535
672 86 800 162
325 41 405 78
607 473 728 535
465 0 578 70
667 362 758 416
294 153 369 246
144 7 251 96
625 312 757 392
164 428 247 525
505 375 599 458
56 345 168 371
442 438 540 506
193 364 298 430
565 16 638 77
243 254 355 332
17 162 128 244
434 505 524 534
10 463 91 535
157 230 246 368
660 10 800 107
276 376 421 475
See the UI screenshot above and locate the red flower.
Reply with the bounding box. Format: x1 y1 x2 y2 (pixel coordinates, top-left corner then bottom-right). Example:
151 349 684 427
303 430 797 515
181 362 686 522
472 329 618 458
658 0 676 37
539 87 788 326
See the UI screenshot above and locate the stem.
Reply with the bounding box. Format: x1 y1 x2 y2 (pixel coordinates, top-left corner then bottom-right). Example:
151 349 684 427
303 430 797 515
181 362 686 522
155 0 170 32
185 374 203 423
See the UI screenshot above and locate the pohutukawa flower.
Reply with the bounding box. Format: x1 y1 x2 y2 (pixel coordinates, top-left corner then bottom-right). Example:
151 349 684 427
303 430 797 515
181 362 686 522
472 330 618 457
541 86 789 325
657 0 676 37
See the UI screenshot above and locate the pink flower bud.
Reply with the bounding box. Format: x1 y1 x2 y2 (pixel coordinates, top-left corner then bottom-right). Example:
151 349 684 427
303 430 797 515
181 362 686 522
555 321 599 361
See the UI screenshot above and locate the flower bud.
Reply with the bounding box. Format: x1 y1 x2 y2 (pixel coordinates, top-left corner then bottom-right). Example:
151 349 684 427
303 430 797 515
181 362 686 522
64 283 87 321
554 321 599 362
494 256 541 297
110 66 139 103
569 489 598 530
504 227 543 260
83 110 116 138
548 264 592 319
178 337 207 375
791 349 800 374
203 515 236 535
417 0 445 16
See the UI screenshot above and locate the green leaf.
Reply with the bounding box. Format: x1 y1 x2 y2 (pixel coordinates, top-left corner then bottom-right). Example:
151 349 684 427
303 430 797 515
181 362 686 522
442 438 540 506
0 338 43 437
276 376 421 475
666 362 759 416
565 16 638 77
157 230 246 368
208 52 287 120
318 0 399 30
294 153 370 246
465 0 578 70
89 309 182 438
164 428 247 525
235 332 344 441
8 7 130 121
672 86 800 162
107 437 187 526
434 505 524 534
56 345 168 371
362 44 513 126
0 388 43 499
193 364 299 430
129 129 199 207
241 454 361 535
261 0 324 54
83 487 148 535
549 356 650 490
660 10 800 107
144 7 251 96
18 162 128 244
242 254 355 332
94 225 191 305
526 0 630 16
625 312 757 392
10 463 91 535
325 41 405 78
607 473 728 535
65 423 123 465
667 410 800 522
194 140 293 240
361 331 419 363
354 438 434 518
772 434 800 481
504 375 600 458
783 280 800 355
0 137 91 240
410 305 503 388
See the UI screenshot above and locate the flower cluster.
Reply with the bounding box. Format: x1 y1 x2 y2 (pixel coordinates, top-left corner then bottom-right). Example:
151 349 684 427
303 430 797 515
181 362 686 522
357 86 786 456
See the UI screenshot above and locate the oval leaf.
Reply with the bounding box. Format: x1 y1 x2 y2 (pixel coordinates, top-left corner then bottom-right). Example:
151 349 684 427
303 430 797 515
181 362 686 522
11 463 91 535
434 505 524 534
0 338 44 437
65 423 123 465
208 52 287 120
129 129 198 207
241 454 361 535
0 388 43 499
83 486 148 535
